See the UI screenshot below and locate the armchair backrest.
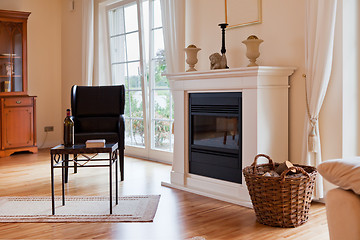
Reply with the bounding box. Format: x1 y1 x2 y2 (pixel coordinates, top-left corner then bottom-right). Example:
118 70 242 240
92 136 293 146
71 85 125 134
71 85 125 117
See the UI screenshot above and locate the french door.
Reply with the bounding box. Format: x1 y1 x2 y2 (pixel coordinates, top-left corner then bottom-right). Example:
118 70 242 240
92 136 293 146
107 0 173 163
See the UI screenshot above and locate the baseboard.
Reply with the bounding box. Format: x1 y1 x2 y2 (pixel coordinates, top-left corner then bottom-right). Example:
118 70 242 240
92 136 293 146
161 181 253 208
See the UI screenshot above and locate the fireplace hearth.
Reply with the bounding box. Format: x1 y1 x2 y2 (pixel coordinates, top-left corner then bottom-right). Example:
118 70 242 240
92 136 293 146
189 92 242 183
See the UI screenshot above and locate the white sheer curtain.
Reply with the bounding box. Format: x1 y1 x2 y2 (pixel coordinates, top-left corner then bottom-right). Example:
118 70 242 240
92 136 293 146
94 1 112 86
302 0 337 199
160 0 185 73
82 0 95 86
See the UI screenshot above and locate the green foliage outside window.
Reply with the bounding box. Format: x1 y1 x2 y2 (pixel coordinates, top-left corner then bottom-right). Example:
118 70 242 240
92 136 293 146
124 49 173 149
153 49 173 149
125 88 145 146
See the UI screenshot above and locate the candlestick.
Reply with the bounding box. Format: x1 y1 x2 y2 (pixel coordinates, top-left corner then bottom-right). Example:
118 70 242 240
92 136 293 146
218 23 229 68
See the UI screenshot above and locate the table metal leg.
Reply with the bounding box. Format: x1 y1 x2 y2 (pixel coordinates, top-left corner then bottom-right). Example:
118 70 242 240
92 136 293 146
64 154 69 183
74 154 77 173
109 153 112 214
51 154 55 215
61 154 65 206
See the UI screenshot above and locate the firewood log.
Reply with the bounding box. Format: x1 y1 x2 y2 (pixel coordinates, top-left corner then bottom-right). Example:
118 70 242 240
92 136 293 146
262 170 280 177
275 161 296 175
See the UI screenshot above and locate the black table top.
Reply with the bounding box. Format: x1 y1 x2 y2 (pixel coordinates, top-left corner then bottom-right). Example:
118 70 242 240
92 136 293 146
50 143 118 154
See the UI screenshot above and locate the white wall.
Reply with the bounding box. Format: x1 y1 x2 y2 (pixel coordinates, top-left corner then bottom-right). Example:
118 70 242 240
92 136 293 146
61 0 83 116
0 0 63 148
185 0 306 164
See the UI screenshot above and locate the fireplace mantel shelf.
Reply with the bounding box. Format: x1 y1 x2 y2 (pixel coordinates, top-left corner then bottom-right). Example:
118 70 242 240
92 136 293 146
162 66 296 207
165 66 296 92
165 66 296 80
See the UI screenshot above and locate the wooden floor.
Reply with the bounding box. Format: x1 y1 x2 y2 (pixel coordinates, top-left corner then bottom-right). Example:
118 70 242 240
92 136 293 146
0 149 329 240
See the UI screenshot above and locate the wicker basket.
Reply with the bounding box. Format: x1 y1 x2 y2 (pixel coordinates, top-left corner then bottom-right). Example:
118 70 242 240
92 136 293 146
243 154 317 228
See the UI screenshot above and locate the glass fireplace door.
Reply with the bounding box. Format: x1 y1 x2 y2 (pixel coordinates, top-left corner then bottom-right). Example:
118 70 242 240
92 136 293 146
189 92 242 183
192 115 240 151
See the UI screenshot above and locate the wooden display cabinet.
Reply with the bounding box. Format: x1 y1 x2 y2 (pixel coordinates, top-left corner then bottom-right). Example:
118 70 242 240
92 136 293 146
0 10 37 157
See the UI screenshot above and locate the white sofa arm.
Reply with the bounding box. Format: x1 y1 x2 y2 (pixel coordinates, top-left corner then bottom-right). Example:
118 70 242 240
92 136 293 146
326 188 360 240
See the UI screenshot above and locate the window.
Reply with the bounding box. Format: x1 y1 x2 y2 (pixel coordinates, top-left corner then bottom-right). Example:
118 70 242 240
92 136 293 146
107 0 173 162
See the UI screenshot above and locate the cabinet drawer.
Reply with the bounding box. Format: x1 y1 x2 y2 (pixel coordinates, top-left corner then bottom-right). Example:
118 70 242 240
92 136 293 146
3 97 33 107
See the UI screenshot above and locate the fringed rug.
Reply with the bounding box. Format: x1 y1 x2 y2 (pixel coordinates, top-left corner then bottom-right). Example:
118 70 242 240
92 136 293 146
0 195 160 222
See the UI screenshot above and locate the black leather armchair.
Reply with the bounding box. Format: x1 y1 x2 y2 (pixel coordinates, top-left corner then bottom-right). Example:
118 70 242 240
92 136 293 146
71 85 125 180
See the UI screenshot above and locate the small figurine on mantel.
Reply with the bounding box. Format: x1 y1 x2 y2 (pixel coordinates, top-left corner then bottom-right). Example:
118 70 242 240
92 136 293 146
209 23 229 70
209 53 227 70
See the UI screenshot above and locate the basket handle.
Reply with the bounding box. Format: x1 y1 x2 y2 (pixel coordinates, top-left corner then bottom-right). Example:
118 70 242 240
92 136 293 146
280 166 310 182
252 154 275 174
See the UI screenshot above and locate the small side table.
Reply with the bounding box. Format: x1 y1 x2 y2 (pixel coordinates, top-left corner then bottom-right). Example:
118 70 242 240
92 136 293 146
50 143 119 215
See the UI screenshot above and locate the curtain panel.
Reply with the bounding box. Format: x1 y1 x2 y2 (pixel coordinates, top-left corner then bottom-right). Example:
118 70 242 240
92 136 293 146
302 0 337 199
160 0 185 74
82 0 95 86
95 1 112 86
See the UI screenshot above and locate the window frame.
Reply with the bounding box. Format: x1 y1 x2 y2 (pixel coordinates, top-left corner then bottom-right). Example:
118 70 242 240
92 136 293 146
106 0 173 163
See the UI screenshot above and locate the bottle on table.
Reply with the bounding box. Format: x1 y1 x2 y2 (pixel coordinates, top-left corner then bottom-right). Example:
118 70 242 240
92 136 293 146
64 109 74 147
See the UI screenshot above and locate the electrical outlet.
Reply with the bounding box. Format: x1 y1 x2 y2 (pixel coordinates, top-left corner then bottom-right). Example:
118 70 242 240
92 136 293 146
44 126 54 132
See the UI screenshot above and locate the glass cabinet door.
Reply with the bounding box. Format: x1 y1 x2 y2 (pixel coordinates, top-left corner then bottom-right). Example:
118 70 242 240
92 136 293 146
0 22 23 93
0 10 30 95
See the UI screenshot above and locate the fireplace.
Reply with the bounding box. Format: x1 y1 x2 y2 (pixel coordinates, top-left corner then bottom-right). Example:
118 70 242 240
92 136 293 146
162 67 295 207
189 92 242 183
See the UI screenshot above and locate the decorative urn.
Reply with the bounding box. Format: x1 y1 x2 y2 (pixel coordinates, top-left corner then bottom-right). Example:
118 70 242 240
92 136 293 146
184 44 201 72
242 35 263 67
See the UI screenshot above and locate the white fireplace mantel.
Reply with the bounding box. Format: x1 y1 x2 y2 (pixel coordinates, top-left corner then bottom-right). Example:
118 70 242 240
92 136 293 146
161 66 296 207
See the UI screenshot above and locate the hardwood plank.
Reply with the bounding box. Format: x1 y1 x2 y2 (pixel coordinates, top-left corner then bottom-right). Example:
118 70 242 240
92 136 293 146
0 149 329 239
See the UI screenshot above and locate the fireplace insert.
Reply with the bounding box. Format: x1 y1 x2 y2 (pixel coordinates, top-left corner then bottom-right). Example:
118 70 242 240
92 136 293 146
189 92 242 183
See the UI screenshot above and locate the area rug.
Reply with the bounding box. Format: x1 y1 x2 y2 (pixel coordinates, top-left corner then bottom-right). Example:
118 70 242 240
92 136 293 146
0 195 160 223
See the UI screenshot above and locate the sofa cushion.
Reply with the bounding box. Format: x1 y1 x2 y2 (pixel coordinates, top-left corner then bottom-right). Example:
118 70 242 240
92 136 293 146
318 157 360 194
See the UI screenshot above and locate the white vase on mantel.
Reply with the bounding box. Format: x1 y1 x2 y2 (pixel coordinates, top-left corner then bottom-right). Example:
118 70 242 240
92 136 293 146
242 35 263 67
184 44 201 72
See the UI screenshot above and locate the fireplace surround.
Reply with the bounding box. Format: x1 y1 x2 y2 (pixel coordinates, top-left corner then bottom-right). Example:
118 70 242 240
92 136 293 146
162 67 296 207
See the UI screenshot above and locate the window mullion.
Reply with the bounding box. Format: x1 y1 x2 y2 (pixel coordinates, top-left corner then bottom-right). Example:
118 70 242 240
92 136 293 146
149 0 155 150
110 29 138 38
112 59 140 65
121 6 134 144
